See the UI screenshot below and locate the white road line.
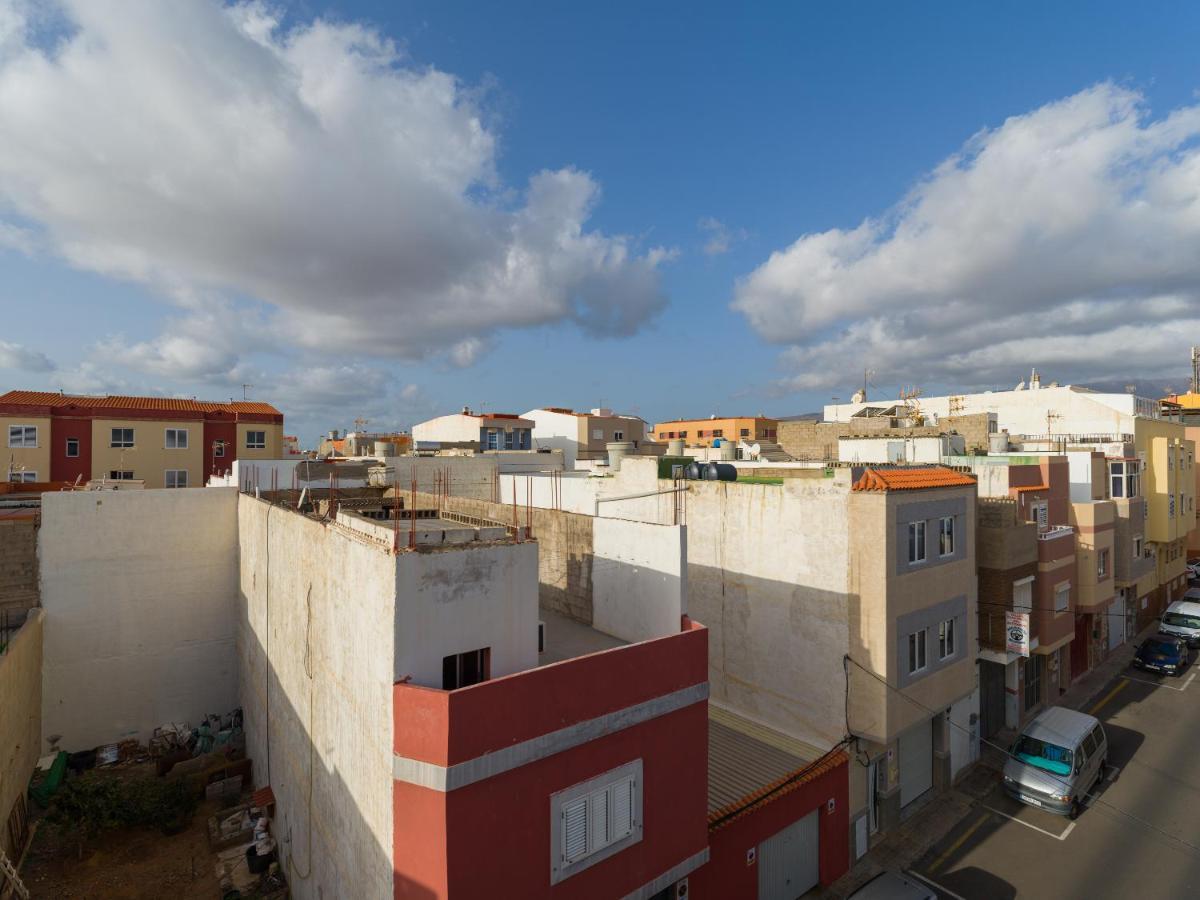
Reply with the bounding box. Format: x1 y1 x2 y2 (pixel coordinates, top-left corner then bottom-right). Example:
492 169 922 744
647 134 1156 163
906 870 968 900
1120 672 1194 692
982 804 1076 840
1104 765 1122 783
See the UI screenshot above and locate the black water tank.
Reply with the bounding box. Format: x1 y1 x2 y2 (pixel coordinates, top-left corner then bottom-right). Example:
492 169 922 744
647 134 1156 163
708 462 737 481
686 461 703 480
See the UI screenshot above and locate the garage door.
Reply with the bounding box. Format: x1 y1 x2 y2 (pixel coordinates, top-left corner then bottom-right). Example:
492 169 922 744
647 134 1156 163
898 719 933 807
758 810 819 900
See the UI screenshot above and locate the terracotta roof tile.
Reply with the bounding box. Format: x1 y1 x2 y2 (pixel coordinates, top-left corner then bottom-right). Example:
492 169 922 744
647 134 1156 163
0 390 281 416
1013 484 1049 493
851 467 977 492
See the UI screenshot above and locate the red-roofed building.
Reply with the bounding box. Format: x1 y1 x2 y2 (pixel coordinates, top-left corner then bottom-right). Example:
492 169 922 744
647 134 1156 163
1 390 284 488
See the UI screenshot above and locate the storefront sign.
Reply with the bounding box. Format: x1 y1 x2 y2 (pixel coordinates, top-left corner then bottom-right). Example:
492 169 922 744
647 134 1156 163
1006 611 1030 657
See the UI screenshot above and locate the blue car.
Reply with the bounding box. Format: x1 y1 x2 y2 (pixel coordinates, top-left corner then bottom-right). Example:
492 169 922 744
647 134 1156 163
1133 634 1189 676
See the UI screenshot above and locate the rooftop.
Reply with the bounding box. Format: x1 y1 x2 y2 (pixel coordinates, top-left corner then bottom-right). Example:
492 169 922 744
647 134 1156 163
653 414 776 425
851 466 977 492
537 608 627 666
0 390 281 416
707 705 843 827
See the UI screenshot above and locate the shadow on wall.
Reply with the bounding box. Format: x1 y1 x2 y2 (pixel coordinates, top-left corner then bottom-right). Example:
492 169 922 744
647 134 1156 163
686 561 855 749
239 608 436 900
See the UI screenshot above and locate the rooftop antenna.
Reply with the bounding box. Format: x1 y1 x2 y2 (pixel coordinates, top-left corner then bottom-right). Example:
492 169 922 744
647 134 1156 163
353 417 370 432
241 384 253 401
1192 346 1200 395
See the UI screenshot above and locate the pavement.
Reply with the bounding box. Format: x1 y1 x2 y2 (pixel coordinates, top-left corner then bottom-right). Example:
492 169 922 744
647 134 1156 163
820 624 1198 899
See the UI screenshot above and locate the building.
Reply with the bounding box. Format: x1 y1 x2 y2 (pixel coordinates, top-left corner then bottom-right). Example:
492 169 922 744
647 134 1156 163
1 390 284 488
317 429 411 458
651 415 778 448
838 433 965 464
779 411 994 461
412 408 534 451
523 407 647 468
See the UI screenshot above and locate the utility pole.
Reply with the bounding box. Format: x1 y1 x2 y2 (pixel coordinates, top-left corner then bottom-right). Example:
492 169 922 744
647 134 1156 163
1191 346 1199 395
241 384 253 401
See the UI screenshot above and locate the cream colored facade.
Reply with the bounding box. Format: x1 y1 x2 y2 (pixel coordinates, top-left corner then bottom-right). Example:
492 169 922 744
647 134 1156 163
1137 419 1195 593
2 414 51 481
90 419 204 489
1070 501 1117 612
237 422 284 461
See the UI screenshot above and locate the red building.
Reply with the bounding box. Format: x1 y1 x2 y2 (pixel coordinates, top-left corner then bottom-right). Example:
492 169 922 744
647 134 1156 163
392 616 711 899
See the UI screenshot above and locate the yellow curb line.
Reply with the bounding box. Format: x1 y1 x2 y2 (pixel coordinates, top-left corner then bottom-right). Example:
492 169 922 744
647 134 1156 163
1088 679 1128 716
928 812 989 874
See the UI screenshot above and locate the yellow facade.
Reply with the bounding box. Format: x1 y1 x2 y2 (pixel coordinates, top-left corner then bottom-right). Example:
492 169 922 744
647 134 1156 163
2 415 51 481
90 418 204 489
1136 419 1195 592
650 416 778 447
237 422 284 460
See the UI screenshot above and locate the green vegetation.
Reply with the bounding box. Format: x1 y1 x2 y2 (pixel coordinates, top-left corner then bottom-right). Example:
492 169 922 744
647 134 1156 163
734 476 785 485
47 773 199 848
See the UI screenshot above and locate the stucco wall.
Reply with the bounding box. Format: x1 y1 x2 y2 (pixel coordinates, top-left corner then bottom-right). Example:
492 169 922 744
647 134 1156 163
238 495 397 900
39 488 239 750
0 608 42 858
1 414 51 480
591 519 686 643
0 519 39 616
89 417 204 489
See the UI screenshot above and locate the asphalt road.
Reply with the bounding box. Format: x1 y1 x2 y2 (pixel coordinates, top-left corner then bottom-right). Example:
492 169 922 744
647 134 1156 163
910 649 1200 899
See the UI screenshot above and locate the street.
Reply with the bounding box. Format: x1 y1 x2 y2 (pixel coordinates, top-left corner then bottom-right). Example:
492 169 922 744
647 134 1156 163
910 651 1200 899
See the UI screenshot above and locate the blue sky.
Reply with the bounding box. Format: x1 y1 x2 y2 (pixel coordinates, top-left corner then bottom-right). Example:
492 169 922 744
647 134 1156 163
3 1 1200 442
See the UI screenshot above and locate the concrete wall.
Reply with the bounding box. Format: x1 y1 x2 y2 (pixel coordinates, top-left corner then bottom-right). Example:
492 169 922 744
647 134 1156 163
591 519 687 643
394 541 539 687
779 413 992 460
39 489 239 750
238 495 397 900
0 608 42 859
0 519 39 616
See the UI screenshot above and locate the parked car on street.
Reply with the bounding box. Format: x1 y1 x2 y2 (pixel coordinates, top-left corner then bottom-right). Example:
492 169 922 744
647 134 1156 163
1003 707 1107 819
848 871 937 900
1186 558 1200 580
1160 600 1200 648
1132 634 1189 676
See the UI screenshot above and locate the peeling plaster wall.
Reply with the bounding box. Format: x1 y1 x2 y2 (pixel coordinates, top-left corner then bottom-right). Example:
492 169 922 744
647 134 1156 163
39 488 239 750
238 495 397 900
0 609 41 858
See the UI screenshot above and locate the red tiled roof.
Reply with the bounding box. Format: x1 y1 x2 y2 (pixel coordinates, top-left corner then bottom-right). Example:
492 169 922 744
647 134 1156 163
1013 484 1049 493
0 390 281 416
851 467 977 492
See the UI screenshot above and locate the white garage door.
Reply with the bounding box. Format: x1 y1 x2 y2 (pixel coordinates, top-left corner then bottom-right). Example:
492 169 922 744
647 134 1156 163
898 719 933 807
758 810 819 900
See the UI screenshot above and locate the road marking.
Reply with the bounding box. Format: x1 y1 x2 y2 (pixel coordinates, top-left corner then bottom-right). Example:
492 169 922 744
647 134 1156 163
927 813 989 873
981 804 1076 841
1089 679 1128 714
906 869 968 900
1119 671 1194 692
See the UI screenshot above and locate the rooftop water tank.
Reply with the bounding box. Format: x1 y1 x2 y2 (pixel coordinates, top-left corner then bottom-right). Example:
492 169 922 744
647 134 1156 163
989 430 1010 454
719 441 737 461
703 462 737 481
606 441 635 472
668 438 685 456
686 461 703 480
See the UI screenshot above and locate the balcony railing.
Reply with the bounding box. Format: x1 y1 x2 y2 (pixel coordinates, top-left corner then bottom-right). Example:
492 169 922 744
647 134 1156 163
1038 524 1074 541
1014 433 1133 446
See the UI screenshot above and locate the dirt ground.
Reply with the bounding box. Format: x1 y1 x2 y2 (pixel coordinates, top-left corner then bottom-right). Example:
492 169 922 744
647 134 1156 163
20 767 223 900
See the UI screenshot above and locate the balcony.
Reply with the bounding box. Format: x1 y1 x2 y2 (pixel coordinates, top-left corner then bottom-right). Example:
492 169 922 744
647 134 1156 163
1038 524 1074 541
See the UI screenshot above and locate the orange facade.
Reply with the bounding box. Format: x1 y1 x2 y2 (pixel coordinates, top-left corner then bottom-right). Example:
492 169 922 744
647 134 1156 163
651 417 777 447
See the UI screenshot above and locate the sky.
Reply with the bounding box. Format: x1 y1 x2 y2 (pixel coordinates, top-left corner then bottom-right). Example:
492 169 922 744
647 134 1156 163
3 1 1200 443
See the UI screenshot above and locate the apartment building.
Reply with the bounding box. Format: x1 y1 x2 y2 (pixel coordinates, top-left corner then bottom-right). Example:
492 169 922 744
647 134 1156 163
650 415 777 447
780 411 995 461
1 390 283 488
523 407 647 468
412 408 534 451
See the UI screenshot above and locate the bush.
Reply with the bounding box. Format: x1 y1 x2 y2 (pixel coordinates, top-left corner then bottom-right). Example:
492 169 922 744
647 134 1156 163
48 774 200 846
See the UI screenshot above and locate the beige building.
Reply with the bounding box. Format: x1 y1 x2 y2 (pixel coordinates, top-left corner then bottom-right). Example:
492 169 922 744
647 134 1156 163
523 407 648 468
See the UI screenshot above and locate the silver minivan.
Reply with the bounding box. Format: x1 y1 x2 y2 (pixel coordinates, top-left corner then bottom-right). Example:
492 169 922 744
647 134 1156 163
1002 707 1107 819
1163 599 1200 648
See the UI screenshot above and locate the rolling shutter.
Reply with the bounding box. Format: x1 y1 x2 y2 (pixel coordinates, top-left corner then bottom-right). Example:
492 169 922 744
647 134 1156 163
562 798 588 863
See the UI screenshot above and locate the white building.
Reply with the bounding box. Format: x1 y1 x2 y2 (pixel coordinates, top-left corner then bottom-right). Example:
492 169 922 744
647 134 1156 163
523 407 648 468
412 408 534 451
838 433 965 464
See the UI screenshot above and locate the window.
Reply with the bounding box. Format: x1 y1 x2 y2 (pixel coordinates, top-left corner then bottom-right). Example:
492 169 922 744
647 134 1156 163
442 647 490 690
246 430 266 450
712 429 723 438
907 521 927 564
939 516 955 557
1054 583 1070 613
1024 654 1044 713
7 425 37 448
8 471 36 483
1013 578 1033 611
214 441 225 458
165 428 188 449
165 469 188 489
907 629 927 674
1133 535 1143 558
110 428 135 448
740 428 749 437
592 428 603 440
551 761 642 884
1109 461 1124 498
679 431 687 438
109 470 134 480
938 619 956 660
1032 502 1048 531
613 430 624 441
1097 549 1109 579
504 430 514 450
1170 495 1176 518
65 437 80 458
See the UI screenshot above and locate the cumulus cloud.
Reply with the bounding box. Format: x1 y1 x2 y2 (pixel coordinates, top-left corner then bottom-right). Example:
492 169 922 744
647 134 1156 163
698 216 746 256
0 339 54 371
735 83 1200 391
0 0 668 371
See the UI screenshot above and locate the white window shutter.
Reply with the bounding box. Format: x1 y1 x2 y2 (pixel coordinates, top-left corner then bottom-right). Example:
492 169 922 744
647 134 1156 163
609 776 634 840
562 797 588 863
588 787 609 849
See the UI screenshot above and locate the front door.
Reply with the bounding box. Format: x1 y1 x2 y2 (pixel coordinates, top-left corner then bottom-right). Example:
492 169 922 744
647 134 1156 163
898 720 934 808
1072 613 1091 679
980 661 1006 739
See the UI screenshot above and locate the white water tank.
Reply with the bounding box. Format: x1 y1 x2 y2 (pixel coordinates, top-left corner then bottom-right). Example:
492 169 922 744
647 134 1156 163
606 441 635 472
668 438 685 456
989 430 1010 454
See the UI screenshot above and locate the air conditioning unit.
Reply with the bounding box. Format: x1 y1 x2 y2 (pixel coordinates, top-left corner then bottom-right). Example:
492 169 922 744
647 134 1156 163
537 620 545 653
670 877 689 900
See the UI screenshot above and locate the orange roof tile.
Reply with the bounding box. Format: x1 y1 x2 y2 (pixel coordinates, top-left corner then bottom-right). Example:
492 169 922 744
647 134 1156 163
1013 484 1049 493
0 390 281 416
708 749 848 831
851 467 977 492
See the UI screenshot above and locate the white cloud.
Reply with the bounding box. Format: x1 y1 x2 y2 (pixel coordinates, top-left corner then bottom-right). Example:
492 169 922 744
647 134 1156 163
0 339 53 371
0 0 668 371
698 216 745 256
735 83 1200 391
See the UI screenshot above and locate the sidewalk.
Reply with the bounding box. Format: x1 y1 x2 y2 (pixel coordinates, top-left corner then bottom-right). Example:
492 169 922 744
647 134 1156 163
818 625 1156 899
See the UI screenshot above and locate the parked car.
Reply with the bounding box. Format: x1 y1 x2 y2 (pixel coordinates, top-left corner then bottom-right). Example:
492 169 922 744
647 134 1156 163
1160 600 1200 648
1187 558 1200 580
1132 634 1189 676
1003 707 1107 819
848 871 936 900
